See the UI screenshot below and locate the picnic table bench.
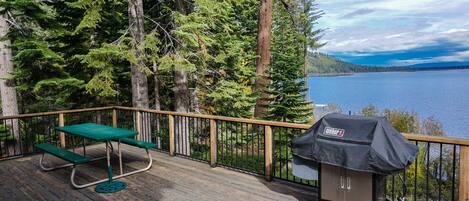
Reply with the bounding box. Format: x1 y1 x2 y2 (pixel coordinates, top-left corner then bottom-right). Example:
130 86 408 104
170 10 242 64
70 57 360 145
35 143 90 164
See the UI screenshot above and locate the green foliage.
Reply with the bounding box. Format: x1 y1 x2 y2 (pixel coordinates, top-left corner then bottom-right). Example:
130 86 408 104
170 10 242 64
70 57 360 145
33 78 85 108
68 0 105 33
168 0 258 117
387 144 457 200
356 105 444 136
384 109 420 133
4 0 130 112
0 124 14 141
360 105 379 117
4 0 320 119
207 80 256 117
78 43 126 97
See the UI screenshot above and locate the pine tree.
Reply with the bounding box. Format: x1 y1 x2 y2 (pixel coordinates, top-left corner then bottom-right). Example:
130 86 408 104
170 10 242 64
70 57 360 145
260 0 315 123
298 0 324 98
253 0 273 118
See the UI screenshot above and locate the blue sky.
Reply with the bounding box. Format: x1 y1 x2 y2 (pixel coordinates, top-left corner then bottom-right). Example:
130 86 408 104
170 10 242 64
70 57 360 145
316 0 469 66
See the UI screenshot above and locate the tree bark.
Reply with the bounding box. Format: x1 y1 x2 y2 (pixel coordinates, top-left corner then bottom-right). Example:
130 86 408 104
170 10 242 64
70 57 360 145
303 36 309 101
173 0 191 155
303 0 309 101
174 69 189 112
0 14 20 155
128 0 149 109
152 61 161 110
173 0 190 113
254 0 273 118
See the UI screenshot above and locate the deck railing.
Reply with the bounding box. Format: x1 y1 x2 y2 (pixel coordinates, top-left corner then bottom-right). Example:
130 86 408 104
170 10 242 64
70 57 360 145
0 106 468 200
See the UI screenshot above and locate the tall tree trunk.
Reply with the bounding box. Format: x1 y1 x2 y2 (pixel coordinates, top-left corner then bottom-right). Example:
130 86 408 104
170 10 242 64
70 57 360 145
303 0 309 101
152 61 162 147
174 0 191 155
174 0 190 113
190 87 200 114
128 0 149 109
254 0 273 118
0 14 20 156
173 69 191 155
174 69 189 112
303 37 309 101
152 61 161 111
129 0 150 141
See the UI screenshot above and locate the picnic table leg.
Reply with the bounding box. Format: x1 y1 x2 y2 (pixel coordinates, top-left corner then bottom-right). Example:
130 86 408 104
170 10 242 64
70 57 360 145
106 141 112 182
94 140 127 193
82 139 86 156
118 140 123 175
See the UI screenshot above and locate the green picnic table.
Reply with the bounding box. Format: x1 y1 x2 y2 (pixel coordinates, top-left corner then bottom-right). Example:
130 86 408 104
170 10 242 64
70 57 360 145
35 123 155 193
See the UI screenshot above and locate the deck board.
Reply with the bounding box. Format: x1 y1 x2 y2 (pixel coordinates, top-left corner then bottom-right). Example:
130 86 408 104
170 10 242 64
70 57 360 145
0 144 317 201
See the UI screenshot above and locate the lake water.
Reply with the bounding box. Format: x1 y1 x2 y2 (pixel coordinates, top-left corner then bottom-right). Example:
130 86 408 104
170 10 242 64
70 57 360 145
308 69 469 138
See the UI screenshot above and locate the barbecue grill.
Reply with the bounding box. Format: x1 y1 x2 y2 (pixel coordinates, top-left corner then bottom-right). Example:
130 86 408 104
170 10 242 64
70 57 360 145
292 113 418 201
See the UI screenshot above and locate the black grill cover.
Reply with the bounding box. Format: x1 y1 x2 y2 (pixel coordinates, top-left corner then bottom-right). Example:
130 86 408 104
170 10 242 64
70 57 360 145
292 113 418 175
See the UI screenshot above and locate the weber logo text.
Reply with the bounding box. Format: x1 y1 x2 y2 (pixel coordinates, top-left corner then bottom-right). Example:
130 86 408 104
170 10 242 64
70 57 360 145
323 127 345 137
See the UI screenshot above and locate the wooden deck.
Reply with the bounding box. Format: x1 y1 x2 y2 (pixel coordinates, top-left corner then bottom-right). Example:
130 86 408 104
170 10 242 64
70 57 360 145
0 144 317 201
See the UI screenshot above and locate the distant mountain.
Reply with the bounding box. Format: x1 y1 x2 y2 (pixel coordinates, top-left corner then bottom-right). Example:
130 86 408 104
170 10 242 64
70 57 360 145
307 53 400 75
307 53 369 74
307 53 469 75
408 61 469 68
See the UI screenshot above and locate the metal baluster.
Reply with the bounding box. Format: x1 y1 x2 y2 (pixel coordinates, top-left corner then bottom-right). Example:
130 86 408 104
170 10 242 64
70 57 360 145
251 124 255 172
235 122 239 167
392 175 395 201
451 145 456 201
438 143 443 201
426 142 430 201
230 121 234 167
414 141 418 201
403 168 407 199
285 127 289 181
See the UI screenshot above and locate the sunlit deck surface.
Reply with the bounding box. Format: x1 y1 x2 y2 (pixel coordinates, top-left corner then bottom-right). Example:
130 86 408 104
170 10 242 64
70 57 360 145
0 144 317 201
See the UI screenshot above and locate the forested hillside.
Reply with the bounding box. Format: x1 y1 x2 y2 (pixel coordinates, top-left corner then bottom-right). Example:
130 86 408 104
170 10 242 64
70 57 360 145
306 53 373 74
306 52 469 75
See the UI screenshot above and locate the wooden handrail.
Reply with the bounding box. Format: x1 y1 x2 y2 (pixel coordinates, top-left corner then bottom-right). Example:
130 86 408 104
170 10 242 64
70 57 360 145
403 133 469 146
0 106 114 120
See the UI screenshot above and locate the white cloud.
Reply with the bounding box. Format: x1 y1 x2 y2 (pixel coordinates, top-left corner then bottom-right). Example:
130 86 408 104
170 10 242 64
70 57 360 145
317 0 469 54
441 29 468 34
385 33 408 39
390 50 469 65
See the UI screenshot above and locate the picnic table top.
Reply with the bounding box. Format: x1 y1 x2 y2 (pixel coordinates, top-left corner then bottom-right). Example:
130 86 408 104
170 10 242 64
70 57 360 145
55 123 137 141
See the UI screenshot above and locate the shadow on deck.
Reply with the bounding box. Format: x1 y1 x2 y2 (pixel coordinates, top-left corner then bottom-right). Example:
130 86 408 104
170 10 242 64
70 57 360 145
0 144 317 201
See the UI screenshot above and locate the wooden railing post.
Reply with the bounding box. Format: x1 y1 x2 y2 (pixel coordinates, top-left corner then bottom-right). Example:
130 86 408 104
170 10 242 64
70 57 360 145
135 111 142 140
112 109 117 128
460 146 469 201
210 119 217 167
169 115 175 156
265 125 273 181
58 113 65 148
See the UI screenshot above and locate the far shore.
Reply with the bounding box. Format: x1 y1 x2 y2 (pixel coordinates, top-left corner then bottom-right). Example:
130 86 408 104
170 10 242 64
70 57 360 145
309 73 354 77
308 66 469 77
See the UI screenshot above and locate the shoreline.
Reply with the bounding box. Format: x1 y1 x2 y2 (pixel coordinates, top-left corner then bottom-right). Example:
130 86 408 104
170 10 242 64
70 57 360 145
308 67 469 77
309 73 354 77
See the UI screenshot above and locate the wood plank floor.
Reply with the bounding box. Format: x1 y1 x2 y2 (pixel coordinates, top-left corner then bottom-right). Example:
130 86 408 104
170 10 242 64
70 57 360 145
0 144 317 201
